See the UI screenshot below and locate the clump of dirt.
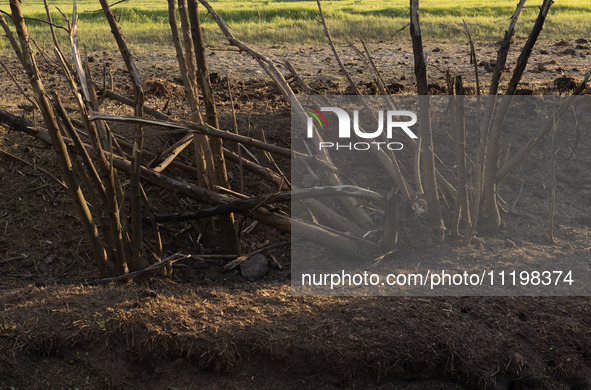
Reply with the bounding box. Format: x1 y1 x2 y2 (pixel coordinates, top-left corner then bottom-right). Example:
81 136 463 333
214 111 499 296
309 78 341 93
558 48 577 56
144 78 184 97
553 76 577 92
428 83 446 94
386 81 405 94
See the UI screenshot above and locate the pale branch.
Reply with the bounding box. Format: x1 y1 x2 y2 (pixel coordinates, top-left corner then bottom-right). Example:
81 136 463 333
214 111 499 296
155 185 389 223
89 253 189 285
99 89 170 120
151 134 194 173
89 112 293 158
391 23 410 38
362 40 391 101
462 19 480 95
316 0 363 97
284 60 314 95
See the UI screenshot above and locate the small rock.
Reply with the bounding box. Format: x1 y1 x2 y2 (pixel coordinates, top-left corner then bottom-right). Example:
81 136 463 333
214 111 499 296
575 38 589 44
432 47 441 52
559 48 576 56
240 254 268 281
540 49 549 55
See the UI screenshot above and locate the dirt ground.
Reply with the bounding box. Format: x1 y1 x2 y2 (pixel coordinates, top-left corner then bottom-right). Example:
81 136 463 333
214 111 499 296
1 39 591 389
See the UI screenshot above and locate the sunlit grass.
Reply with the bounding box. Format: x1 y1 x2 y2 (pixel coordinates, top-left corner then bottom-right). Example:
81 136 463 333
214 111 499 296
0 0 589 51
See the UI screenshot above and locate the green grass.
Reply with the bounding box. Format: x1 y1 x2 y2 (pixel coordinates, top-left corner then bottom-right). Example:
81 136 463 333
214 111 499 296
0 0 589 51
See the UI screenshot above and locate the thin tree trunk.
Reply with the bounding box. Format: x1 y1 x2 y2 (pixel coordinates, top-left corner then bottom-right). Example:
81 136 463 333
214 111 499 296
410 0 445 236
479 0 525 144
99 0 147 271
548 115 557 243
187 0 239 253
8 0 109 276
178 0 197 85
482 0 553 233
450 76 470 237
506 0 554 95
167 0 212 189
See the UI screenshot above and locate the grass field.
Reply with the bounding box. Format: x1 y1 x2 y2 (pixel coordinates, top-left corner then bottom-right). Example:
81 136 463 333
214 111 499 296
0 0 590 51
